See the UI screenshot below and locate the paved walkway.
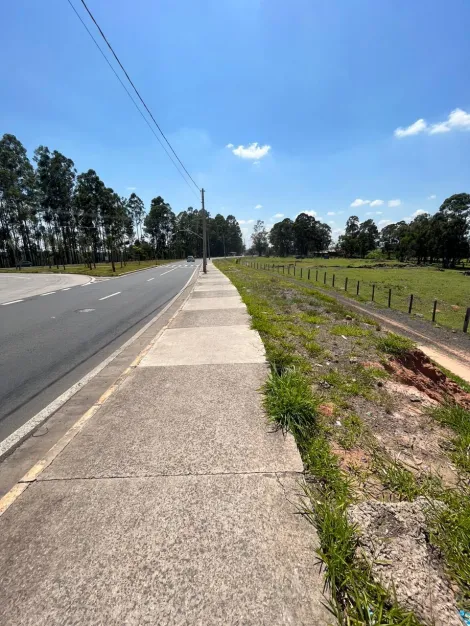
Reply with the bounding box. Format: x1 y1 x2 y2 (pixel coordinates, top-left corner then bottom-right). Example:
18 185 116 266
0 262 329 625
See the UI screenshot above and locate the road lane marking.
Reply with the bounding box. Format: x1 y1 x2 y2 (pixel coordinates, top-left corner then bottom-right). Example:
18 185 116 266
161 268 178 276
99 291 121 301
147 277 155 282
1 299 24 306
62 288 71 291
40 292 56 296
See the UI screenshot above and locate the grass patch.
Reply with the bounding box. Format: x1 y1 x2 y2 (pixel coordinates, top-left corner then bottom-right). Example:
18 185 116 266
376 333 415 357
435 364 470 394
331 324 372 337
300 312 326 325
430 404 470 472
336 414 364 449
264 367 317 440
427 488 470 609
374 456 420 501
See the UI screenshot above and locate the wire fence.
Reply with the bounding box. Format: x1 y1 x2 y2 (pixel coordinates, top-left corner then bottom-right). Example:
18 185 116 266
245 260 470 334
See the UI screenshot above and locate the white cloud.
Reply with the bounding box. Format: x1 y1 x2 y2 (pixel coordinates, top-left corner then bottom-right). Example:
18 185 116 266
376 211 383 215
238 219 255 225
296 210 317 217
126 186 137 191
411 209 427 218
366 211 383 216
427 194 436 200
253 161 261 167
254 204 263 209
328 220 335 225
395 109 470 139
394 118 427 138
327 211 335 216
273 213 284 218
388 199 401 207
351 198 370 208
429 108 470 134
378 219 392 228
228 142 271 160
370 199 384 207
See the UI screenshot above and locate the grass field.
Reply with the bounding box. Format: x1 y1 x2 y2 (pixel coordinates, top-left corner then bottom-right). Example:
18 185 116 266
246 258 470 331
0 259 177 277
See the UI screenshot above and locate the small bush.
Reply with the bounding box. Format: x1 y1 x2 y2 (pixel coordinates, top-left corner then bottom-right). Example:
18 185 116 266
376 333 415 356
264 367 317 440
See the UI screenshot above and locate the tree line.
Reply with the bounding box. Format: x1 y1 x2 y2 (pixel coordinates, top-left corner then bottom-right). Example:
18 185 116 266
0 133 243 269
338 193 470 267
250 213 332 256
249 193 470 268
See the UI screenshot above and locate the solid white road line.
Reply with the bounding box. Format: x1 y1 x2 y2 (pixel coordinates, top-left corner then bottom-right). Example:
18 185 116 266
0 265 199 462
161 267 178 276
40 292 56 296
1 300 24 306
99 291 121 301
147 277 155 282
62 288 71 291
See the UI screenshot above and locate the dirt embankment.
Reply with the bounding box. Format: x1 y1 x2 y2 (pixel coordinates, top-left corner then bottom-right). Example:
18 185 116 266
384 349 470 409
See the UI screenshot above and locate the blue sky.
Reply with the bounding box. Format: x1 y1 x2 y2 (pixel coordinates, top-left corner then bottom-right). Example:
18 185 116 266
3 0 470 245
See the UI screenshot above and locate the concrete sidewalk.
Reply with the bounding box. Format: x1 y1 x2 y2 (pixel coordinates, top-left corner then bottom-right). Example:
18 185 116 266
0 262 329 625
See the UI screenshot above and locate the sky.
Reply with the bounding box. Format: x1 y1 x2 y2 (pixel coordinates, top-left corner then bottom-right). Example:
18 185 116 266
2 0 470 246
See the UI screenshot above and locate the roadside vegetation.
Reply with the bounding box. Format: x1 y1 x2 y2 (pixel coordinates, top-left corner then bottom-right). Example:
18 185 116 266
217 259 470 626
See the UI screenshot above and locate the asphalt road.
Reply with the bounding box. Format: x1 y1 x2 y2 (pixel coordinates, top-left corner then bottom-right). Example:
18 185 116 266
0 263 197 443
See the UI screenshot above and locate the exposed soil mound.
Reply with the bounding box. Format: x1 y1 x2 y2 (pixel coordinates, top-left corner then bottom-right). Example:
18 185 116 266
383 349 470 409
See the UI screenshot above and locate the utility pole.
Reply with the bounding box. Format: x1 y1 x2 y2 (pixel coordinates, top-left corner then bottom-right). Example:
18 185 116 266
201 188 207 274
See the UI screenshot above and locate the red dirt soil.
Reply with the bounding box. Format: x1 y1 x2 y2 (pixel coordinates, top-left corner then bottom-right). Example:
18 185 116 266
383 349 470 409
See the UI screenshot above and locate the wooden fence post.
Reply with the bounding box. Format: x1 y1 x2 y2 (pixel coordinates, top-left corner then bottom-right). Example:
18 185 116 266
308 269 311 280
332 274 335 287
345 277 348 291
464 308 470 333
388 288 392 308
316 270 318 281
323 271 327 285
432 300 437 322
408 294 414 314
356 281 360 295
300 268 303 279
372 284 375 301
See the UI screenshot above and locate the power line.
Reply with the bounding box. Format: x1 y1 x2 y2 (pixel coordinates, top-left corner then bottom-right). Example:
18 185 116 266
67 0 199 201
78 0 200 193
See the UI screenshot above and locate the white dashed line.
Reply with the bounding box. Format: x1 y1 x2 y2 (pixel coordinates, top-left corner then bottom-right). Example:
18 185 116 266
99 291 121 301
161 268 178 276
147 277 155 282
62 288 71 291
1 300 24 306
40 292 56 296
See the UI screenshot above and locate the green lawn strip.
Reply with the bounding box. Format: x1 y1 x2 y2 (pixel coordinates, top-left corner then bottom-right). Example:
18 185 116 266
244 259 469 331
0 259 176 277
217 260 424 624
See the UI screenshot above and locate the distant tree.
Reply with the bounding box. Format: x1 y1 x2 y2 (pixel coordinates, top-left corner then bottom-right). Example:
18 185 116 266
338 216 360 256
251 220 268 256
144 196 175 259
437 193 470 267
357 219 379 257
270 218 295 256
127 193 145 242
